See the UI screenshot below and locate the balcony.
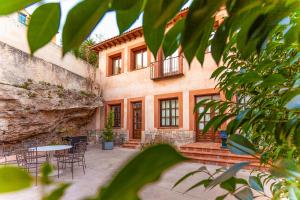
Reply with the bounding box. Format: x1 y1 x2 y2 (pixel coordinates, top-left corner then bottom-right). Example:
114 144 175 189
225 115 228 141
150 56 184 80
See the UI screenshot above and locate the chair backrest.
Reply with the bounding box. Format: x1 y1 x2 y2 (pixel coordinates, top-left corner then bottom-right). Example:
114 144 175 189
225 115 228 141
16 150 27 168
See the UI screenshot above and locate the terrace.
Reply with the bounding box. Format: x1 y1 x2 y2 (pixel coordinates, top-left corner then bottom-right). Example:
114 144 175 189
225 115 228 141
0 145 254 200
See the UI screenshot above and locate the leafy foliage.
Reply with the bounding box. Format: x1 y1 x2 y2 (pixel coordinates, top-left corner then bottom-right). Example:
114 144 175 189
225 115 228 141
0 166 32 193
175 14 300 199
72 38 98 67
27 3 61 54
1 0 299 63
0 1 300 200
101 111 114 142
91 144 187 200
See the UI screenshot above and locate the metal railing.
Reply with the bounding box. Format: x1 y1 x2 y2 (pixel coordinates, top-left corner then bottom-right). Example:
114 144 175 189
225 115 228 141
150 56 183 80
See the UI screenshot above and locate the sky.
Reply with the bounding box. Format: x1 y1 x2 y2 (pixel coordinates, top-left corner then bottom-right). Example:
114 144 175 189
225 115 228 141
27 0 143 44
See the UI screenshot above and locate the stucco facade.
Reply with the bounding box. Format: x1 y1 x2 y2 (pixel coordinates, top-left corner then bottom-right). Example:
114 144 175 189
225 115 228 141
93 27 222 145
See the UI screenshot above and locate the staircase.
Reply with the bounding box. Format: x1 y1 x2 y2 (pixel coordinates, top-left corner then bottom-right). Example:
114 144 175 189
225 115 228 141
180 142 265 170
197 132 221 142
122 139 141 149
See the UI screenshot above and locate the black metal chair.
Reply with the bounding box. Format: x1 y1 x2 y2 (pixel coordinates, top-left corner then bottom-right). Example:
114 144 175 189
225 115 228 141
16 148 45 185
56 141 87 179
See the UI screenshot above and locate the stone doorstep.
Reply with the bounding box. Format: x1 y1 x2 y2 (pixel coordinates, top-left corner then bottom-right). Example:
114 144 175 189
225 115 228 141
187 156 268 171
180 150 257 161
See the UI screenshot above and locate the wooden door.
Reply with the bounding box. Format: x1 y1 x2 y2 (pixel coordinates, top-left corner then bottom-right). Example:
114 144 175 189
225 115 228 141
195 94 220 142
132 102 142 139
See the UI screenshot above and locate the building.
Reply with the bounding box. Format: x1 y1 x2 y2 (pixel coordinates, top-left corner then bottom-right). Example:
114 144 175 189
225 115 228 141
91 9 227 147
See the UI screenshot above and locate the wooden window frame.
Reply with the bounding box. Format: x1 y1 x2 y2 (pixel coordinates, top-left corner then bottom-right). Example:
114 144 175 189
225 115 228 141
105 99 124 129
133 48 148 70
159 98 179 127
154 92 183 129
106 49 124 77
189 88 226 131
128 42 151 71
111 55 122 75
110 104 121 128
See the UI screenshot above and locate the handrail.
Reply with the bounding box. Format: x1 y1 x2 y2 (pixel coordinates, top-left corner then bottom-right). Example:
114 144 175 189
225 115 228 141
150 56 183 80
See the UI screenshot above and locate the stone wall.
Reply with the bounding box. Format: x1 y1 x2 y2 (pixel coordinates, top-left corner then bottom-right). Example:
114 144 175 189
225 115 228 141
0 41 89 91
143 130 195 146
0 82 102 144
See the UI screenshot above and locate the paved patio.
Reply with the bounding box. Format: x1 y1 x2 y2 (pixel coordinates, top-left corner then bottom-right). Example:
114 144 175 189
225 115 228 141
0 145 254 200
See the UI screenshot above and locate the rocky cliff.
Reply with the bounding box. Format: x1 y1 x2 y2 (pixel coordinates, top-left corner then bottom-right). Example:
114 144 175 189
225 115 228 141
0 80 102 144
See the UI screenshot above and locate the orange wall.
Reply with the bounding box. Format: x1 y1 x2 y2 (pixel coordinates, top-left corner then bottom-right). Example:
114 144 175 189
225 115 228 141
95 36 219 132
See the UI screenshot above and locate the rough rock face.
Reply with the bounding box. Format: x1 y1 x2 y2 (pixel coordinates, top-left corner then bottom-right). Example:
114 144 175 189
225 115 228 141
0 81 102 144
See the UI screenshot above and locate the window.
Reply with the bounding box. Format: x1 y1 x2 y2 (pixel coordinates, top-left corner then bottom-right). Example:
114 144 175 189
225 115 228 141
134 48 147 69
160 98 179 127
111 105 121 128
18 13 27 25
196 94 220 131
163 49 179 75
237 93 250 109
112 56 122 75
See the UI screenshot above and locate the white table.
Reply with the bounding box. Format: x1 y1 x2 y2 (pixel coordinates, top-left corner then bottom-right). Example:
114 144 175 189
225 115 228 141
29 145 72 152
28 145 72 176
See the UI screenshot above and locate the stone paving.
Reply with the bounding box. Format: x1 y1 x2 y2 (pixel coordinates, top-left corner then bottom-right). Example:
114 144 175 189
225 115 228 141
0 145 255 200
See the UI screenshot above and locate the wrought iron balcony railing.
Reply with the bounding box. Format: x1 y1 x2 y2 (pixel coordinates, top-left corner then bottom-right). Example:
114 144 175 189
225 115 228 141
150 56 183 80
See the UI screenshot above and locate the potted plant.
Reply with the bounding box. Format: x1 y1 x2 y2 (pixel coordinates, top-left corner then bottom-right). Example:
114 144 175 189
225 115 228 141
101 111 114 150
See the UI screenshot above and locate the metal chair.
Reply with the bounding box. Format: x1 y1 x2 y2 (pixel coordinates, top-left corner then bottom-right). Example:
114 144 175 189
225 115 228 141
16 148 44 185
57 141 87 179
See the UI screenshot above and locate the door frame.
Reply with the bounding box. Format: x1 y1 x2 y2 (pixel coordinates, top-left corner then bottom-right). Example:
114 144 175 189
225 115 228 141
189 89 225 142
127 97 145 139
132 101 142 139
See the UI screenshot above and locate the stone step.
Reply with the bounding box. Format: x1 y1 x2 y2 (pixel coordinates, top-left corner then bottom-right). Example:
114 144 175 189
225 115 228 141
180 150 257 162
180 146 230 153
186 155 266 170
122 139 141 149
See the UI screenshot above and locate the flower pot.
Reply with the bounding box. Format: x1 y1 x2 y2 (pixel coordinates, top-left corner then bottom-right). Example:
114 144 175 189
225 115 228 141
102 141 114 150
220 130 228 148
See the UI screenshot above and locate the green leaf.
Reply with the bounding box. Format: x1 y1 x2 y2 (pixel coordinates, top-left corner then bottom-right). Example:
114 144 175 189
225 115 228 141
270 159 300 179
40 162 53 185
207 162 250 189
97 144 187 200
185 179 212 192
0 0 41 15
234 187 253 200
62 0 110 55
227 134 256 156
182 0 225 63
0 166 32 193
216 194 228 200
162 19 185 57
210 66 227 79
42 183 71 200
28 3 61 54
153 0 187 28
196 18 214 65
116 0 143 33
249 176 263 192
211 22 229 64
172 166 207 189
285 95 300 110
261 74 286 87
289 186 300 200
111 0 138 10
220 177 236 193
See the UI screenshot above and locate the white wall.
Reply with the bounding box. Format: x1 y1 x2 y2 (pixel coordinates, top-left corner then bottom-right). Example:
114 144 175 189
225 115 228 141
0 13 94 79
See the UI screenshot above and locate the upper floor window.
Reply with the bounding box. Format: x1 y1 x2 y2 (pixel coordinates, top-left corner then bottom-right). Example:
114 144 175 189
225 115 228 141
160 98 179 127
163 49 179 75
111 104 121 128
112 56 122 75
18 13 27 25
134 48 147 69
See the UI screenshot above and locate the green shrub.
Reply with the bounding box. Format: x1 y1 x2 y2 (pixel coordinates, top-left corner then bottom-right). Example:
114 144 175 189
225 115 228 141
102 111 114 142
